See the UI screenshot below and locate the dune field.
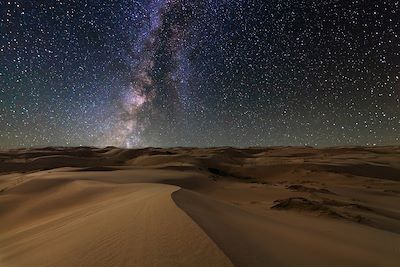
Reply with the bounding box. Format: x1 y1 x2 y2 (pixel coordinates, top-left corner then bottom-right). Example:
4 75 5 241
1 146 399 266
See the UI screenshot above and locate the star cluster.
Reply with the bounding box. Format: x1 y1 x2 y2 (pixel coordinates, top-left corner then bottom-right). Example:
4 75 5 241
0 0 399 148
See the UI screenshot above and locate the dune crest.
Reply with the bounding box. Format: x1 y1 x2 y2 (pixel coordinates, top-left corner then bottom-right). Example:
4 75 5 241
1 181 232 267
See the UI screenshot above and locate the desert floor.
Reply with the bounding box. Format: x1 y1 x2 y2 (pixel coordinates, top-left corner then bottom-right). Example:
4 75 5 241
1 146 400 266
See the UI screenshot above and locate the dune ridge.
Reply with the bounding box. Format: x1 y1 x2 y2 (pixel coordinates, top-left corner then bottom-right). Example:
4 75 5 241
1 181 232 267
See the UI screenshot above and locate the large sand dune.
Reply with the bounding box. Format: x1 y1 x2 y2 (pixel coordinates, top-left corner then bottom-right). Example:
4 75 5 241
1 146 400 266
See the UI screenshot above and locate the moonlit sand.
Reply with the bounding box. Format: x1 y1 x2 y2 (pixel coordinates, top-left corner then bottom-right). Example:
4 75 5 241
1 146 399 267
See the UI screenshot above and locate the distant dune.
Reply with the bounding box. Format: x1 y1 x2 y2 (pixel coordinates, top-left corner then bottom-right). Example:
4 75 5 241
1 146 400 266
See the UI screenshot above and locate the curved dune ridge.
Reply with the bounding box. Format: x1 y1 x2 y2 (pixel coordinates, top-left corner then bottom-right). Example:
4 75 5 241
1 146 400 266
0 180 232 267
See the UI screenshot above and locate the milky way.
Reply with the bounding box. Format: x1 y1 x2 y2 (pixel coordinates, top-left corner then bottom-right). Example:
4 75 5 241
106 0 200 147
0 1 399 148
107 0 168 147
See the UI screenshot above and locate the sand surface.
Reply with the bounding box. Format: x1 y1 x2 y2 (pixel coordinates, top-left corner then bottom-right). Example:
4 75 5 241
1 146 400 266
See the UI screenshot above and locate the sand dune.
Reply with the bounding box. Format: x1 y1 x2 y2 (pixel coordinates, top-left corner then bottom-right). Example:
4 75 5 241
1 181 231 266
173 189 399 267
1 146 400 266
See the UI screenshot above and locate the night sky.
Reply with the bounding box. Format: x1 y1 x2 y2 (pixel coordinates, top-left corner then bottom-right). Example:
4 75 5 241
0 0 399 148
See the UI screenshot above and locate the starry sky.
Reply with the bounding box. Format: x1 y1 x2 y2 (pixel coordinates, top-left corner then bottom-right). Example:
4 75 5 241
0 0 399 148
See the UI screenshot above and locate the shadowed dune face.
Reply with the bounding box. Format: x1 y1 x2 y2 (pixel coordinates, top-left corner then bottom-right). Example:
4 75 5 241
172 189 400 267
1 146 400 267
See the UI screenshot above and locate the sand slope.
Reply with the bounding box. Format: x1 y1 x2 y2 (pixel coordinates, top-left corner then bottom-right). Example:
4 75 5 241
173 189 399 267
1 181 232 267
1 146 400 266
